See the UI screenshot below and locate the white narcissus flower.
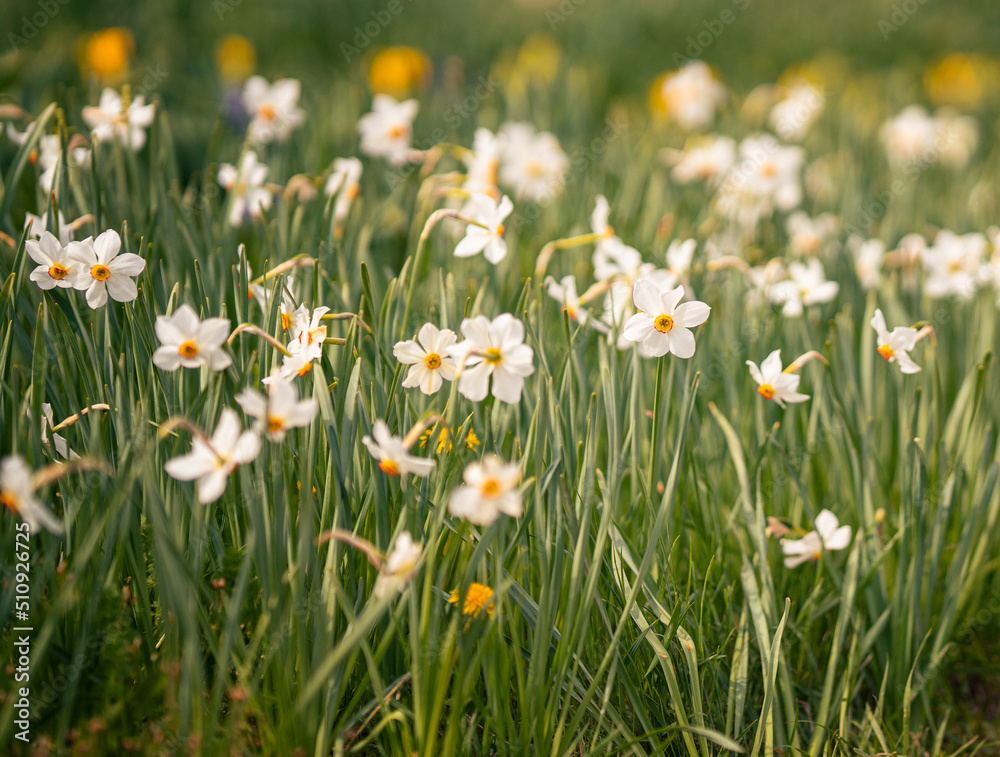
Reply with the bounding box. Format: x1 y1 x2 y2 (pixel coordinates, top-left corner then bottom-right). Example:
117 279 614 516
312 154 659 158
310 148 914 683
659 61 727 131
623 280 710 359
375 530 422 598
26 231 78 290
1 455 63 534
746 350 810 407
781 509 852 568
241 76 305 144
324 157 363 223
236 372 317 441
448 314 535 404
785 211 839 257
67 230 146 308
546 275 608 333
287 305 330 358
164 408 261 504
357 94 418 166
82 88 155 150
393 323 458 396
454 193 513 264
218 151 273 227
870 309 922 374
263 350 318 385
769 260 839 317
153 305 232 372
24 209 73 245
362 420 434 478
448 455 522 526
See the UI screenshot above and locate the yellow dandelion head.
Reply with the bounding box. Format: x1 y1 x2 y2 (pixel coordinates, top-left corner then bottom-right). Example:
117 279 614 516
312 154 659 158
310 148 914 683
369 46 432 98
80 28 134 83
448 582 494 618
216 34 256 84
465 429 480 451
515 34 561 84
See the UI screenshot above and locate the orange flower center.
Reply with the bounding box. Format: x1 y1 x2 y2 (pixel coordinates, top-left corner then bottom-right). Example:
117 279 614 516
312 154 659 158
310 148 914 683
1 491 18 513
266 416 283 434
481 478 501 497
495 224 505 237
484 348 502 365
90 264 111 282
877 344 895 361
761 162 777 178
281 312 292 331
48 263 69 280
758 383 775 400
388 124 409 139
424 352 441 369
178 341 200 359
654 314 674 333
298 362 313 377
258 104 277 121
379 459 400 477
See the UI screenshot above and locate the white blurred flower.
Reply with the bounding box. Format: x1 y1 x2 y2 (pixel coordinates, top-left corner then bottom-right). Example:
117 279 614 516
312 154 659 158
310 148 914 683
922 230 987 300
82 88 155 150
785 212 839 257
881 106 938 168
152 305 232 372
662 135 735 186
237 372 317 441
393 323 458 395
26 231 78 290
362 420 434 478
218 151 273 226
448 314 535 403
67 230 145 309
241 76 304 144
716 135 805 227
769 83 825 142
0 455 63 534
358 94 418 165
498 122 568 203
24 209 73 245
448 455 522 526
623 280 710 359
164 408 261 504
781 509 852 568
455 193 513 264
659 61 726 131
7 128 90 193
746 350 810 407
462 128 501 201
769 260 838 317
324 157 363 224
934 108 978 170
870 309 921 374
375 531 422 597
848 236 884 290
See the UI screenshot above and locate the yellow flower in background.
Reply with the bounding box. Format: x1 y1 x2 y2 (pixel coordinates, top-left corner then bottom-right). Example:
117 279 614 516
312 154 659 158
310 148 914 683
648 72 671 118
449 582 494 618
924 53 997 109
216 34 257 84
79 28 134 83
515 34 561 84
369 46 431 97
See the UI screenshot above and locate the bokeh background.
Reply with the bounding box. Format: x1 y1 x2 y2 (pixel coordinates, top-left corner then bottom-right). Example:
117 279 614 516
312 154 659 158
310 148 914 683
4 0 1000 177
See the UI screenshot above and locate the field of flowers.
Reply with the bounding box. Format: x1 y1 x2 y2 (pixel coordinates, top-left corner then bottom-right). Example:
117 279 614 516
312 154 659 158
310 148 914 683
1 1 999 754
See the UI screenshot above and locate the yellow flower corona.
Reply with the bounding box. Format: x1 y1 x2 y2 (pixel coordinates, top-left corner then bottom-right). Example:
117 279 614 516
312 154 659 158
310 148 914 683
449 582 494 618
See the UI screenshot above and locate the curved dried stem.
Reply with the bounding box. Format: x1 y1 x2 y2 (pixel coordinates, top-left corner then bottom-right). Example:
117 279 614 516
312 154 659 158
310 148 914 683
31 457 114 490
402 413 446 450
249 254 317 285
316 528 384 570
783 350 829 374
534 232 600 278
51 403 111 432
227 323 293 356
